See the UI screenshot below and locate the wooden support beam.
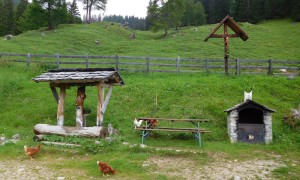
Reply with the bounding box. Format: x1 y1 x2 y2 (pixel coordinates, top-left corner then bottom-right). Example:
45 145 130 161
57 85 66 126
96 83 104 126
101 85 113 114
50 85 59 103
209 34 240 38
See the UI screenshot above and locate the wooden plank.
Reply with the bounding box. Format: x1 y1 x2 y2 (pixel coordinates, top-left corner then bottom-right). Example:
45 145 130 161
138 117 209 122
137 127 207 131
42 141 81 147
135 127 211 133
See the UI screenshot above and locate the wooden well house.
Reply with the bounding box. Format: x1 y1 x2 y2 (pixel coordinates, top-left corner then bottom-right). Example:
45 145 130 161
32 68 124 137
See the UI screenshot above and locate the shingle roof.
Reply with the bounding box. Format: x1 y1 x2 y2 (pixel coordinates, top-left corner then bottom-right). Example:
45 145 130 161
225 100 275 113
33 68 124 86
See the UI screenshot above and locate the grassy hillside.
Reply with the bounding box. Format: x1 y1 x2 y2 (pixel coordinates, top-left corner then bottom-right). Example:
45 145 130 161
0 19 300 60
0 20 299 179
0 62 299 178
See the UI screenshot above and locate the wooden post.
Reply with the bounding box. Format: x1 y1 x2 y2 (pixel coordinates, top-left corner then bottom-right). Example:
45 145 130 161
224 23 229 75
176 56 180 74
205 59 209 73
235 58 240 75
27 53 30 67
57 85 66 126
268 59 273 75
85 54 89 68
96 83 104 126
115 55 119 71
56 53 60 68
146 56 150 74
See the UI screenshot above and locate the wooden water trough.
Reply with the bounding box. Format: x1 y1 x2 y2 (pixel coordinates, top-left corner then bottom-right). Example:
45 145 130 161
32 68 124 137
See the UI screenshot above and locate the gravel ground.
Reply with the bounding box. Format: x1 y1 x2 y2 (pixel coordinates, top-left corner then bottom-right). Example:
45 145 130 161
0 144 290 179
143 156 286 180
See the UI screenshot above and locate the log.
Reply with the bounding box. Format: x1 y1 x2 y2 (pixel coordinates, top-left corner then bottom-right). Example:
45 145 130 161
33 124 103 137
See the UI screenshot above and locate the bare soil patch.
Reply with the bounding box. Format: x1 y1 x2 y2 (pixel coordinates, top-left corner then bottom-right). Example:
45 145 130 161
143 156 286 179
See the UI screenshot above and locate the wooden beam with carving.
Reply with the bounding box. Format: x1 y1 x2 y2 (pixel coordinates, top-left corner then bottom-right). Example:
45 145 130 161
75 86 86 127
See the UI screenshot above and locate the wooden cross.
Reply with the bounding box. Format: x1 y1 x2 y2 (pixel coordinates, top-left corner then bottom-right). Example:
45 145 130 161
204 15 249 75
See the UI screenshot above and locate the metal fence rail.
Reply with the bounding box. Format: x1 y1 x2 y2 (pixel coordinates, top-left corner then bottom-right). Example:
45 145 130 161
0 53 299 75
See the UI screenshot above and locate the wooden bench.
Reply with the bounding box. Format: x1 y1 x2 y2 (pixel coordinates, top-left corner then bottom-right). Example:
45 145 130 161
135 117 211 147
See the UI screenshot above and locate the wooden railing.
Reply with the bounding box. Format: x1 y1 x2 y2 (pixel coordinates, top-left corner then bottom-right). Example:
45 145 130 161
0 53 299 75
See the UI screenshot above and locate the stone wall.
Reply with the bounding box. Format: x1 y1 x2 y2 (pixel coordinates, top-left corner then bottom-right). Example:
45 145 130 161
263 111 273 144
227 109 238 143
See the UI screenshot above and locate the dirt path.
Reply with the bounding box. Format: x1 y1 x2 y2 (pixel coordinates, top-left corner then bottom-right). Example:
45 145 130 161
0 157 286 180
0 160 57 180
0 159 91 180
0 144 288 180
143 156 286 179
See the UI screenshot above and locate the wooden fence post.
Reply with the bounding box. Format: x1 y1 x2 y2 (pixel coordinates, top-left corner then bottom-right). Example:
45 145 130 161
205 59 209 73
85 54 89 68
235 58 240 75
268 59 273 75
115 55 119 71
56 53 60 68
27 53 30 66
177 56 180 74
146 56 150 74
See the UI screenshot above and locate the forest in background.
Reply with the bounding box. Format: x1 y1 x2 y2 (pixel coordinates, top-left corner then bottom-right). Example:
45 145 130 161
0 0 300 37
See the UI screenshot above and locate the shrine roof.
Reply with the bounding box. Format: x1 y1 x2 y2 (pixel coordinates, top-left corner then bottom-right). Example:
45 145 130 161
33 68 124 86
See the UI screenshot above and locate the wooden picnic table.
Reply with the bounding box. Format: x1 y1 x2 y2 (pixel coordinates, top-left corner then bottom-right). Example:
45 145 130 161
135 117 211 147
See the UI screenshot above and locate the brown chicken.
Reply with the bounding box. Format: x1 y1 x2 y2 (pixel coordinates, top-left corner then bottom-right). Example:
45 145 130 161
147 118 158 128
24 144 41 160
97 161 116 176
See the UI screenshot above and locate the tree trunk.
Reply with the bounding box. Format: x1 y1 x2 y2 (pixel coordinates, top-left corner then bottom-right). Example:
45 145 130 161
47 2 52 29
88 3 92 23
85 0 89 23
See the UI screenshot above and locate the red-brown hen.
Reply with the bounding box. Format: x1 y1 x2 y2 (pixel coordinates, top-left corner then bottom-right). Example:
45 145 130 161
97 161 116 176
24 144 41 160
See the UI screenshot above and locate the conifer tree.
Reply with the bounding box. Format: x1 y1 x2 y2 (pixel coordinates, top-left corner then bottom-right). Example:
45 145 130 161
67 0 81 24
0 0 15 36
15 0 29 34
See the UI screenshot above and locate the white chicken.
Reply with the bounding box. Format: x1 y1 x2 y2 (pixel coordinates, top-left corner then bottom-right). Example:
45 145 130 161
133 118 143 128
